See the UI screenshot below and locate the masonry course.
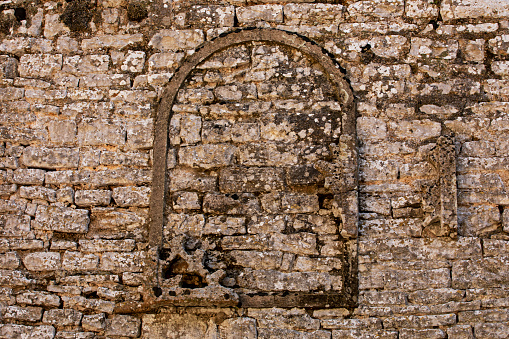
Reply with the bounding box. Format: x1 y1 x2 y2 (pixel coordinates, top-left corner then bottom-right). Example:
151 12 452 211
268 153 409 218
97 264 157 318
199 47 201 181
0 0 507 337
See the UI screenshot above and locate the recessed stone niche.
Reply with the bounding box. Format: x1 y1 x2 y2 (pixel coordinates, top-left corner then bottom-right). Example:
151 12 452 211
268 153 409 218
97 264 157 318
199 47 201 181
148 29 358 309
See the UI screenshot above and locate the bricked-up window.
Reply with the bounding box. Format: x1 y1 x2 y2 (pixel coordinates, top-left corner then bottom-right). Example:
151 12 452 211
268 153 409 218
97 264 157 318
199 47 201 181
148 29 357 308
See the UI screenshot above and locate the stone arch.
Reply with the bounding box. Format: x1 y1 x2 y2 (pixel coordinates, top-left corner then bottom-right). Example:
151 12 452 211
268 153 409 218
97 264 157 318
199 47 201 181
150 28 356 247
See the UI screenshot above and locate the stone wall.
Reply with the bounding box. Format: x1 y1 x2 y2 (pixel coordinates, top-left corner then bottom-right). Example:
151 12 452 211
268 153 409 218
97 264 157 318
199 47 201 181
0 0 508 338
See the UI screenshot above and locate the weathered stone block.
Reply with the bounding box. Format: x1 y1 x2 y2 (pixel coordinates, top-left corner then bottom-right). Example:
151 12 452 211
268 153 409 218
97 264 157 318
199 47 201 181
237 5 283 24
100 252 145 273
62 55 110 74
179 144 236 169
230 250 283 270
106 315 141 337
332 329 397 339
82 34 144 50
176 5 235 28
127 119 153 149
19 54 62 78
149 30 204 51
203 193 261 215
34 205 89 233
62 251 99 272
0 252 20 269
347 0 404 20
78 119 126 146
453 257 509 289
82 313 106 332
219 317 257 339
0 324 55 339
238 270 330 292
219 167 285 193
112 186 150 207
23 252 60 271
75 190 112 207
141 313 208 339
43 309 82 326
16 291 61 307
19 186 57 202
0 214 30 237
12 169 45 185
441 0 509 21
3 305 43 322
171 192 201 211
203 216 245 235
165 213 205 238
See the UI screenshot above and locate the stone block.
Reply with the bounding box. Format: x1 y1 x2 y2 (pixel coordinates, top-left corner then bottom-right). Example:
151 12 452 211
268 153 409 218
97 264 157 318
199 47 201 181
106 315 141 337
389 119 441 141
489 35 509 57
112 186 150 207
0 200 27 215
148 52 185 71
347 0 404 20
19 54 62 78
34 206 89 233
80 73 131 88
0 269 35 286
203 193 261 215
47 121 76 145
332 329 397 339
322 317 382 330
237 5 283 24
357 117 387 141
127 119 153 149
203 216 245 235
453 257 509 289
141 313 208 339
384 314 456 329
149 30 204 51
237 270 330 292
281 193 319 214
62 55 110 74
0 324 55 339
12 169 45 185
43 309 82 326
82 34 144 50
16 291 61 307
177 88 214 104
284 3 343 25
176 5 235 28
3 305 43 322
78 119 126 146
0 252 20 269
441 0 509 21
229 250 283 270
75 190 112 207
249 308 320 331
447 325 474 339
219 317 257 339
248 215 286 234
63 296 114 314
238 143 298 166
219 167 285 193
165 213 205 238
484 79 509 101
20 186 57 202
409 37 458 60
399 328 445 339
171 191 201 211
100 252 145 273
82 313 106 332
62 251 99 272
458 205 500 237
405 0 439 19
459 39 485 62
179 144 236 169
23 252 60 271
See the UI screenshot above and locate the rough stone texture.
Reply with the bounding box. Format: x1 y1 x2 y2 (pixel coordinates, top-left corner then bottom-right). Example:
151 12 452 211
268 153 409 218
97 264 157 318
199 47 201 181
0 0 507 337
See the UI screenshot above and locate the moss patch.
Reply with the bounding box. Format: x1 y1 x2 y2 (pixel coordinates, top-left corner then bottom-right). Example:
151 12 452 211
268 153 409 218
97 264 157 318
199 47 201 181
60 0 94 32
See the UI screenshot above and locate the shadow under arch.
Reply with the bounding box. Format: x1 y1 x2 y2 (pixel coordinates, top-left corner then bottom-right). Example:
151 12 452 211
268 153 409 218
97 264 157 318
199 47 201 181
149 28 357 247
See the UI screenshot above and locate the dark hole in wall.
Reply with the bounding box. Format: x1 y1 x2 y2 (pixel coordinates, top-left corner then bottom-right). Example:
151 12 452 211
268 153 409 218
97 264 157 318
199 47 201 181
180 274 207 288
14 8 26 22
